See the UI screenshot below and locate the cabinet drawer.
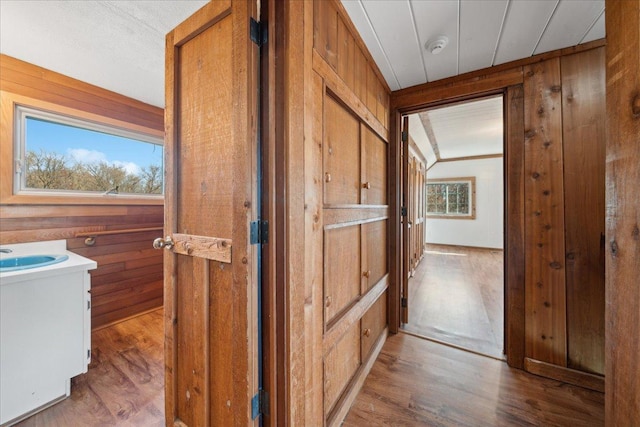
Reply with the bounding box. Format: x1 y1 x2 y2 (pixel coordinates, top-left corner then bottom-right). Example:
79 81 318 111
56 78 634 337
324 226 361 324
324 96 360 205
361 219 387 293
361 290 387 359
324 320 361 415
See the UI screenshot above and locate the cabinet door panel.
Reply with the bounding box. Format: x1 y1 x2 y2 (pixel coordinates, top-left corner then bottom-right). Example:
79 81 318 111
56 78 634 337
362 219 387 293
324 96 360 205
361 124 387 205
361 290 387 359
324 321 361 415
325 225 361 324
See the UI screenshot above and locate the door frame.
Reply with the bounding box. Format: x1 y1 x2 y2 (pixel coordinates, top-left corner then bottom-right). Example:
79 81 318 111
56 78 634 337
389 84 526 369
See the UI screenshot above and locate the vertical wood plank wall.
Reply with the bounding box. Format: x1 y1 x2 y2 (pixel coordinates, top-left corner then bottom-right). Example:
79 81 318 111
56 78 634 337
523 49 606 376
391 42 606 386
302 1 392 425
605 0 640 424
0 55 164 329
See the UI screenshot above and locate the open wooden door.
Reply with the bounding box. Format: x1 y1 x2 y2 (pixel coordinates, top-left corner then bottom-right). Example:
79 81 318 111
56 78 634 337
401 116 409 324
160 1 260 426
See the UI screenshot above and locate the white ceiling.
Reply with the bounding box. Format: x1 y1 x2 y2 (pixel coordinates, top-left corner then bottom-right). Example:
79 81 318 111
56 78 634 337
341 0 605 90
0 1 605 110
0 1 208 108
409 95 503 168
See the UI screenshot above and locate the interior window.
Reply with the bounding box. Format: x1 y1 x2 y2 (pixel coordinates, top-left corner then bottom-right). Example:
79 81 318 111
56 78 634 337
15 105 163 197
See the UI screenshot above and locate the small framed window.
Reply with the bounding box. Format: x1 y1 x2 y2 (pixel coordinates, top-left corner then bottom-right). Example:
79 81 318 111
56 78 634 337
426 177 476 219
13 105 164 199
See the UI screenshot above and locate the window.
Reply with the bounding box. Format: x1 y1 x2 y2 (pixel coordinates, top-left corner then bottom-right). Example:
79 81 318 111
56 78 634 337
426 177 476 219
14 105 163 198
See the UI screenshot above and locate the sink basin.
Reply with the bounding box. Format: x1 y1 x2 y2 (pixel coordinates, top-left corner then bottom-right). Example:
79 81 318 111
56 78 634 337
0 254 69 272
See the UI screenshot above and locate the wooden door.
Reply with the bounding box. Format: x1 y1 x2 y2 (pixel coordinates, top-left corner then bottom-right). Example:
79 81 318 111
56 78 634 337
401 116 409 324
162 2 259 426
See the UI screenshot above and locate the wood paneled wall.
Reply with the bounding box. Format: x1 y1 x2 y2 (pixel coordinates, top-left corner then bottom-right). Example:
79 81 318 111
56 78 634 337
391 42 606 387
315 1 390 424
276 1 391 425
605 0 640 424
523 48 606 376
0 55 164 329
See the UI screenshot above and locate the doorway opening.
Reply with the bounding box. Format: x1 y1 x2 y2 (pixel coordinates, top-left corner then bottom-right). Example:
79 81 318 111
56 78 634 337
400 94 505 359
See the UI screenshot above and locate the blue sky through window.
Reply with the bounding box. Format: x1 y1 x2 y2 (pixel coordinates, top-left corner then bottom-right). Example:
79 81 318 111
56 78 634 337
26 117 163 176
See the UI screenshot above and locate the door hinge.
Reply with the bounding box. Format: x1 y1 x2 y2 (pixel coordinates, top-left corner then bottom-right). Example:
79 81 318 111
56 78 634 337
401 206 408 217
250 18 267 47
250 220 269 245
401 129 408 143
251 389 269 419
401 297 408 308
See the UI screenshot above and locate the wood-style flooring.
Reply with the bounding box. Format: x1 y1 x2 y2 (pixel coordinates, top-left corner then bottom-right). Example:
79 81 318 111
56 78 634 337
402 244 504 359
343 333 604 427
16 309 165 427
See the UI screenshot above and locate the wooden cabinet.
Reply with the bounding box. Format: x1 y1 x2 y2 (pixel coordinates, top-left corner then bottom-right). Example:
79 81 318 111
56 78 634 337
361 124 387 205
324 321 361 415
361 220 387 293
325 226 361 324
361 290 387 359
324 96 360 205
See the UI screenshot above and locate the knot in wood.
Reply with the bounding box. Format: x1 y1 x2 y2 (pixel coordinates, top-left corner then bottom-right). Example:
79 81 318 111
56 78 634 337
543 190 550 196
610 240 618 257
566 252 575 260
632 225 639 240
550 85 562 93
632 93 640 118
549 261 562 269
532 172 540 179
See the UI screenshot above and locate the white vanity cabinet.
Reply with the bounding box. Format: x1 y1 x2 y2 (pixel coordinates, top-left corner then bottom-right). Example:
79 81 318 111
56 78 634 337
0 240 96 426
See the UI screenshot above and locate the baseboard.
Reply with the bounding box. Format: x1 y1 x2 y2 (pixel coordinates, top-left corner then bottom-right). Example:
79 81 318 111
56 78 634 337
327 327 388 427
91 306 163 331
524 357 604 393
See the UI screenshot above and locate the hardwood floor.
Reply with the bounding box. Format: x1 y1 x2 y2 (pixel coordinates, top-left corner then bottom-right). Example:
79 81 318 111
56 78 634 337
343 333 604 427
16 309 164 427
402 244 504 359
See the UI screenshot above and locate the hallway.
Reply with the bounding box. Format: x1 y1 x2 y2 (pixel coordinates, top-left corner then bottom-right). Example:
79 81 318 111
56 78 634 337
344 333 604 426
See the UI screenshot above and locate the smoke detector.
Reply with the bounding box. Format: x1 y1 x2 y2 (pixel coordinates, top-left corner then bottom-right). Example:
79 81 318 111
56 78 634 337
426 36 449 55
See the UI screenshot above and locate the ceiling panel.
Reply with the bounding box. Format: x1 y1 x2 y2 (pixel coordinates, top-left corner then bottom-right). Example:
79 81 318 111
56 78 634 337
422 95 503 160
410 0 459 82
459 0 508 74
492 0 558 65
534 0 604 54
341 0 401 89
581 9 605 43
360 1 427 88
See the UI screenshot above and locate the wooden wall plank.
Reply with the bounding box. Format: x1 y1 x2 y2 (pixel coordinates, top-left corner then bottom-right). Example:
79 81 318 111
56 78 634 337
505 85 526 370
523 58 567 366
561 47 606 375
605 0 640 424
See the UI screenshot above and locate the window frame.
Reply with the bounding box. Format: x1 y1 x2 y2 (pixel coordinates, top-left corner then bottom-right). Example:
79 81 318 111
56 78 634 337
0 91 164 205
426 176 476 220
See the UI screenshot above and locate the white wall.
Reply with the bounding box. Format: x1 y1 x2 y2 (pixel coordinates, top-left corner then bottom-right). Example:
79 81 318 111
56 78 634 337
426 157 503 249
